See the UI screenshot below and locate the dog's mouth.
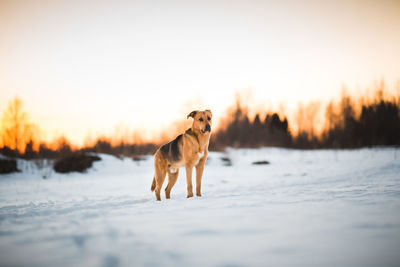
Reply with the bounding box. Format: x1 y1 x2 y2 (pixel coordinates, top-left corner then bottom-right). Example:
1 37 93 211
201 125 211 134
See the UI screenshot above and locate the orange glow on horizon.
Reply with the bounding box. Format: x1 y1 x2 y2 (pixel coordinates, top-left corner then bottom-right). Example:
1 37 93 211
1 81 398 154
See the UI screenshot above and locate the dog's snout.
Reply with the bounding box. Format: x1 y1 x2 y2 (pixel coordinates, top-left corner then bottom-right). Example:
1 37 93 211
205 124 211 132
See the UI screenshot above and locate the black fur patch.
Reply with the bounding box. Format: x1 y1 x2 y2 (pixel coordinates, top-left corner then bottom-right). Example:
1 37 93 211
160 134 182 162
185 128 199 143
185 128 194 135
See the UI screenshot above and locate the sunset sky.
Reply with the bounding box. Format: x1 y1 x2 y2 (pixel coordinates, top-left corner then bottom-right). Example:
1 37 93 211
1 0 399 146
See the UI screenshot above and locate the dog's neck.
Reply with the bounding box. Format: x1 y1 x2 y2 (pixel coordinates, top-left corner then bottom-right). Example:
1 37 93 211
185 128 210 151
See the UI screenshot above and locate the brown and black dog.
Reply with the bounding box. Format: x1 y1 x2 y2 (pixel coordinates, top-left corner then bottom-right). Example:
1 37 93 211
151 110 212 201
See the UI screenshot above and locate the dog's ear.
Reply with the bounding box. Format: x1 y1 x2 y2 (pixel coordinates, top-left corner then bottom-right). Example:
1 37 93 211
187 111 197 119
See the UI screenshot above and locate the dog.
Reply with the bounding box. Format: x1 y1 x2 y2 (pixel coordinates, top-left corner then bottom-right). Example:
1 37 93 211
151 110 212 201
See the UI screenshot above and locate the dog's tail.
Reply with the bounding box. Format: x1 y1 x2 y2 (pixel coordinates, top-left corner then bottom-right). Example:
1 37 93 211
151 176 156 192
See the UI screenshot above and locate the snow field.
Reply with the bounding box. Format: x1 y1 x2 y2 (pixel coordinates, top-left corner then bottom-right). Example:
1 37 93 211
0 148 399 267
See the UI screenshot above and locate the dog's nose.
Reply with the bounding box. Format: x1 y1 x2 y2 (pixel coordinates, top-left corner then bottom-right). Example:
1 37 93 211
205 124 211 132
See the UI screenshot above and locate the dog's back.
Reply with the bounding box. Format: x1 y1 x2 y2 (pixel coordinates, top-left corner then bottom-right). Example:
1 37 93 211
159 134 183 163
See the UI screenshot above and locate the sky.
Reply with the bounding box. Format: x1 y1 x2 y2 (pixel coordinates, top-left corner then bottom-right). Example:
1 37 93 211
1 0 399 146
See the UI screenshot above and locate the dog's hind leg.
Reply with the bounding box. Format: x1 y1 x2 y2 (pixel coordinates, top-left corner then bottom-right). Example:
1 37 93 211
154 154 167 201
165 169 179 199
154 168 167 201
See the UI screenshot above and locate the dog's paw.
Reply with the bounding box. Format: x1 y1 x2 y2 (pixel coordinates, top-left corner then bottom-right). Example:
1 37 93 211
196 193 202 197
187 192 194 198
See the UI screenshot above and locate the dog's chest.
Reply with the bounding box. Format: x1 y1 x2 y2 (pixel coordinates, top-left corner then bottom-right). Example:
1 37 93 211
195 151 205 165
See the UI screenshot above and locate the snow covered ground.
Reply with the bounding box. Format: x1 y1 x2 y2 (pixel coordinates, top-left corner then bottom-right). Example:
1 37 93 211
0 148 400 267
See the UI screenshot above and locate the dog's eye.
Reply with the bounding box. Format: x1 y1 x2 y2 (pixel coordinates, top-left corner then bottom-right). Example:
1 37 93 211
207 116 211 121
199 118 204 122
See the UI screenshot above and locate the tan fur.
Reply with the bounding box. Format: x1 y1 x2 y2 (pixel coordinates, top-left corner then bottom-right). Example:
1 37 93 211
151 110 212 201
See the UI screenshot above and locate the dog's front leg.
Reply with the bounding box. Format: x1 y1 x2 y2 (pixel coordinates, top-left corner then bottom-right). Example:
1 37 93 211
185 165 194 198
195 158 206 197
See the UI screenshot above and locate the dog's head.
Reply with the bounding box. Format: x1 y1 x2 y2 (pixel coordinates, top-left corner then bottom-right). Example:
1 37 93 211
187 109 212 134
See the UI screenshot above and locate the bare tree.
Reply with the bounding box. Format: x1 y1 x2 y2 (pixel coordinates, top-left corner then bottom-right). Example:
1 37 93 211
295 103 305 136
0 97 38 154
305 101 321 139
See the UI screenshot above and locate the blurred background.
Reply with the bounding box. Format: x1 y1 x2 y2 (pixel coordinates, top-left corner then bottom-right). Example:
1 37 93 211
1 0 399 157
1 2 400 266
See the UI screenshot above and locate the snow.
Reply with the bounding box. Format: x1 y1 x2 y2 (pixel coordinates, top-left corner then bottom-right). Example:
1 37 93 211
1 148 400 267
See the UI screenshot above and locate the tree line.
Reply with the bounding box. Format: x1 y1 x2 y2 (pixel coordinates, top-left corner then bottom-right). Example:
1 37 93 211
1 82 399 159
213 84 400 149
0 98 158 159
211 101 291 150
